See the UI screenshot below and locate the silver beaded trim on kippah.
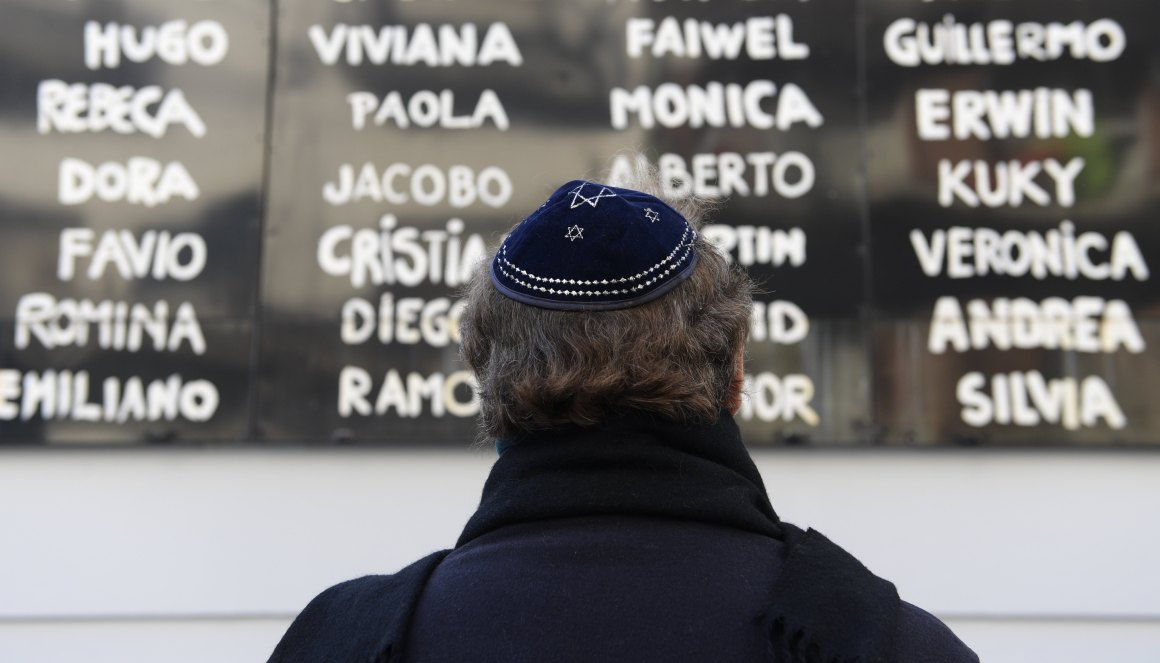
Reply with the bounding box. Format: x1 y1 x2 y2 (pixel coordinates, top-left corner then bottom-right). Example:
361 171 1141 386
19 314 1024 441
499 225 697 289
495 229 697 299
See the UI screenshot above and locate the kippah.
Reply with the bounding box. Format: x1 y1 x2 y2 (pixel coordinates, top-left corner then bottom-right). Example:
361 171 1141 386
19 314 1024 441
490 180 700 311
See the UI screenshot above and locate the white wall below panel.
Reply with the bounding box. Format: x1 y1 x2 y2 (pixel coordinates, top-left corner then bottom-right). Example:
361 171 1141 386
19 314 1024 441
0 618 293 663
751 452 1160 617
0 449 494 618
944 619 1160 663
0 448 1157 622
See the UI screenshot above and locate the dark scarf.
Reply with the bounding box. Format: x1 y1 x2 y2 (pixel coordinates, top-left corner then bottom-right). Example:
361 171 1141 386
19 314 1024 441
461 412 783 545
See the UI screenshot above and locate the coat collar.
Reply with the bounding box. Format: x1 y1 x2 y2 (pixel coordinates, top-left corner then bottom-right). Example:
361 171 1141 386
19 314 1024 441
452 413 906 663
457 411 783 547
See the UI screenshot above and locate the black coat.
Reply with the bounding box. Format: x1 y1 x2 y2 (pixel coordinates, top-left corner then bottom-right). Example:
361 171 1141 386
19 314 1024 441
269 414 978 663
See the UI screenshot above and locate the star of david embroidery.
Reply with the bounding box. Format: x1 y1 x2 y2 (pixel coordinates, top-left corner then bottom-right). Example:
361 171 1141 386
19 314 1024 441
565 225 584 241
569 183 617 209
644 208 660 223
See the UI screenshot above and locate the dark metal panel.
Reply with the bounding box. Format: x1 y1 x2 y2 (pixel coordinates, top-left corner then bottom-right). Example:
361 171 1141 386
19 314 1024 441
865 0 1160 445
0 1 269 443
258 0 867 445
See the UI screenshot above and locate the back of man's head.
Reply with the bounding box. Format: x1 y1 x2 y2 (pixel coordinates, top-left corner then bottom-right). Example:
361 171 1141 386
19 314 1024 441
460 163 753 441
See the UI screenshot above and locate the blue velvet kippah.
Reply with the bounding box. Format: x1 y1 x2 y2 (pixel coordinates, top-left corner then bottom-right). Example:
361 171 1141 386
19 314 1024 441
490 180 700 311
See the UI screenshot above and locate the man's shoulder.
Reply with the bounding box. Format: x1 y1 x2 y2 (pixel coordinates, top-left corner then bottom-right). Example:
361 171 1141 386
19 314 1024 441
897 601 980 663
771 523 978 662
267 551 449 663
290 571 410 625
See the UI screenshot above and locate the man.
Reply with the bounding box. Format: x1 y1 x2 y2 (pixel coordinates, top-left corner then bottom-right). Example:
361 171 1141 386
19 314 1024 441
269 172 978 662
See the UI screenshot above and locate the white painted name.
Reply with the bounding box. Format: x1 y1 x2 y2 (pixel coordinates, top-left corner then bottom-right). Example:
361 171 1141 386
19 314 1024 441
58 228 207 282
609 151 814 199
338 367 479 418
323 162 511 207
737 372 819 425
938 157 1083 208
702 224 806 268
59 157 199 207
38 80 206 138
309 22 522 66
749 300 809 344
85 20 229 70
958 371 1126 430
610 80 822 130
910 222 1148 281
347 89 508 130
626 15 808 59
885 17 1126 66
317 216 486 288
916 88 1093 141
341 294 466 347
16 294 206 355
0 370 218 423
928 296 1145 354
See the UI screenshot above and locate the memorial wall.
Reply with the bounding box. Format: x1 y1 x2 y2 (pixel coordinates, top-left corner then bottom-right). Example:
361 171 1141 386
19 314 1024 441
1 0 1157 447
